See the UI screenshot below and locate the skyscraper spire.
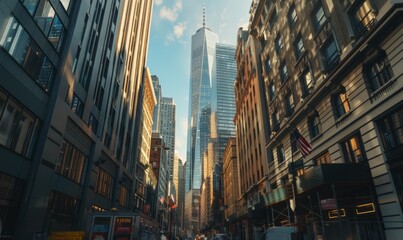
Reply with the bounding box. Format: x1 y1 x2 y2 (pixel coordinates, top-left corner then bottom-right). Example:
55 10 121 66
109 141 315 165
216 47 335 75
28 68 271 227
203 3 206 27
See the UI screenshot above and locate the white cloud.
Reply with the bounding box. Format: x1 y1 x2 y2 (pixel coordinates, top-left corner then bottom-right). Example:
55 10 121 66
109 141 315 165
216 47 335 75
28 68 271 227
159 1 183 22
155 0 163 6
165 22 187 44
174 22 186 38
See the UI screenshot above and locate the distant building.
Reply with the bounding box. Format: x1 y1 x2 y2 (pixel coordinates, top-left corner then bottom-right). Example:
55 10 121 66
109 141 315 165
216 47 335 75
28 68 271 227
160 97 176 182
222 138 239 235
150 133 169 229
214 43 237 164
136 68 157 216
234 25 270 239
151 75 162 133
185 10 218 232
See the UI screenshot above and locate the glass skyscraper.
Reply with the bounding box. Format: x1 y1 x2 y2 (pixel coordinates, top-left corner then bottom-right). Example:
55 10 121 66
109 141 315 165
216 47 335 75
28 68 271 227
214 43 237 164
185 24 218 192
184 15 218 232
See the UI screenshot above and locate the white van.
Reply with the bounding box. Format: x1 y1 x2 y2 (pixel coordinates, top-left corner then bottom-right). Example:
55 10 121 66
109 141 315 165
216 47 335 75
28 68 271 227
262 226 297 240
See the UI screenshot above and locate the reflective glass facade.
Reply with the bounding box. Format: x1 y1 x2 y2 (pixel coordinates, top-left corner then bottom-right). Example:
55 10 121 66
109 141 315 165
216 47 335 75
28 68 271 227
186 27 218 191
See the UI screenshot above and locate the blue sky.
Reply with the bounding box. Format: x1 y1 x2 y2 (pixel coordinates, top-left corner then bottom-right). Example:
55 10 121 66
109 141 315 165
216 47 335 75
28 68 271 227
147 0 251 161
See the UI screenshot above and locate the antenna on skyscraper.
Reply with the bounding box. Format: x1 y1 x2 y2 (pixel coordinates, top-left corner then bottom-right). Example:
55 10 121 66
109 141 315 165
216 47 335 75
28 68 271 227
203 3 206 27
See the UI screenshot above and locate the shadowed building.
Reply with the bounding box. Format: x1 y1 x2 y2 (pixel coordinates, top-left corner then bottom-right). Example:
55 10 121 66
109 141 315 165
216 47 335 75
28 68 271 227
0 0 154 238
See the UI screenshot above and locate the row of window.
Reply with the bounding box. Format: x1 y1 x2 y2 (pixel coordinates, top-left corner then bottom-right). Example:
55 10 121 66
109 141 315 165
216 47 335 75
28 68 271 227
56 140 87 184
270 104 403 189
0 17 56 92
263 0 379 103
267 50 393 138
20 0 67 52
0 89 39 158
270 132 366 183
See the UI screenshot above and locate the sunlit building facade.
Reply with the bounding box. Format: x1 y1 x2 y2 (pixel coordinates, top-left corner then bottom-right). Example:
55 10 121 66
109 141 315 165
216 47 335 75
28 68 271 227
234 25 270 239
234 0 403 239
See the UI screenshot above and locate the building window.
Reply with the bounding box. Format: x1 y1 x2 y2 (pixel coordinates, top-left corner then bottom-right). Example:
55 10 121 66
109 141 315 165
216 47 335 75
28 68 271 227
272 109 279 131
265 57 271 74
331 86 350 119
294 34 305 60
268 81 276 102
300 67 314 98
377 108 403 151
72 45 81 74
322 37 340 71
79 61 92 90
315 151 331 165
341 134 365 163
20 0 66 51
349 0 376 36
288 3 298 28
269 7 278 29
47 190 79 231
308 111 321 139
96 168 113 198
285 91 294 117
118 185 129 207
20 0 40 15
56 140 87 184
312 3 327 32
0 173 25 235
0 90 39 158
0 17 55 92
71 93 84 118
277 144 285 164
364 51 393 92
275 34 283 54
280 62 289 83
88 114 98 134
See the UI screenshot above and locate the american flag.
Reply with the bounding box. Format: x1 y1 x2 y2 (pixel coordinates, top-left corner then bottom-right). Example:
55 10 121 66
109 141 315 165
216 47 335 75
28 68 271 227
293 129 312 157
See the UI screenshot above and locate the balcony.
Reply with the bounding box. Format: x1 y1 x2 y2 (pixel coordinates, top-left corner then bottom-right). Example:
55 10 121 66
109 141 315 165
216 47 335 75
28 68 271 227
296 162 372 194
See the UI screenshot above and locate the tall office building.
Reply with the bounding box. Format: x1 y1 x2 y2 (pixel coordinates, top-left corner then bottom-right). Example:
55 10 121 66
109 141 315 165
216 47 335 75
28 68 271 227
214 43 237 163
177 156 186 230
185 9 218 232
151 75 162 133
160 97 176 181
0 0 153 238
